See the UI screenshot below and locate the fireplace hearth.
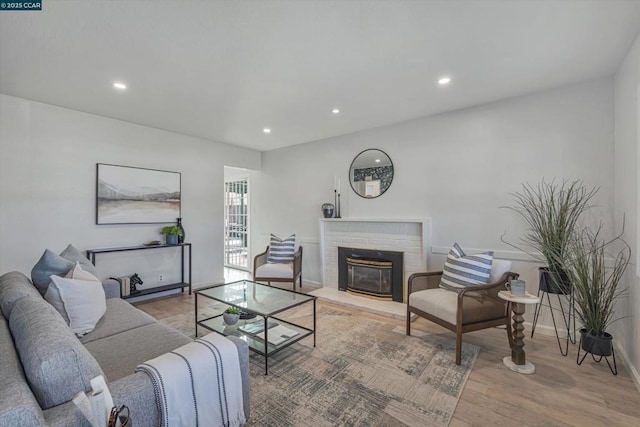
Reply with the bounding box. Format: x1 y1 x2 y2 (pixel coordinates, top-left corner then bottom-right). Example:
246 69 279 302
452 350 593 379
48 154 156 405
338 247 403 302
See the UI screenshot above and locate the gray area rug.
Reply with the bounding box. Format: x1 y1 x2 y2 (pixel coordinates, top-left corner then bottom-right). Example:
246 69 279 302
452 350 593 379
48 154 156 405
159 304 479 426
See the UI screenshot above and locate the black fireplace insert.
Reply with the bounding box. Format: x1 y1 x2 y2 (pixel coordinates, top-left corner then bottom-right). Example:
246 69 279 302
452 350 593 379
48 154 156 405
338 247 403 302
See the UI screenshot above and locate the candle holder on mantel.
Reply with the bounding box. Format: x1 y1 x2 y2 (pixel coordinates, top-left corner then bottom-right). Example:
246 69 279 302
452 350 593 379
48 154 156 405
336 193 341 218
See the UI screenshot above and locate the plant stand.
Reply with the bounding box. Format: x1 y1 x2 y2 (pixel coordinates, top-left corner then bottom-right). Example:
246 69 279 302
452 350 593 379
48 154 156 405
530 269 576 356
576 330 617 375
531 290 576 355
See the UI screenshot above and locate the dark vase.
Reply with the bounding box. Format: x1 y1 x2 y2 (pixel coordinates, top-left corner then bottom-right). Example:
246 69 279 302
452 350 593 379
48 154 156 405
580 328 613 357
321 203 335 218
539 267 571 295
176 217 185 244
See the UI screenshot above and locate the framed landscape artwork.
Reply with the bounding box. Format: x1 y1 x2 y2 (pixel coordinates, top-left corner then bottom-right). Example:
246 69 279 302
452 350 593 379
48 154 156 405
96 163 181 224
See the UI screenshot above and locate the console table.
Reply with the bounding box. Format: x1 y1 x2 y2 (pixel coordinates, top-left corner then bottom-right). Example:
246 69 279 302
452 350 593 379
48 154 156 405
86 243 192 299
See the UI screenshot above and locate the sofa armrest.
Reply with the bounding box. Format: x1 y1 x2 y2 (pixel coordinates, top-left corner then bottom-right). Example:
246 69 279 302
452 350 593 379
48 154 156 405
102 279 120 299
109 372 159 427
43 400 92 427
109 336 251 425
226 335 251 420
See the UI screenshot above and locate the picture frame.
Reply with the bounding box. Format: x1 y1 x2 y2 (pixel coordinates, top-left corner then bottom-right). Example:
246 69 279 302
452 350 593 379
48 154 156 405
96 163 181 225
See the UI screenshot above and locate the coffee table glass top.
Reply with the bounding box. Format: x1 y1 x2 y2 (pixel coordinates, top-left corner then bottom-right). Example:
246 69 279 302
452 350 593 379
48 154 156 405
196 280 315 316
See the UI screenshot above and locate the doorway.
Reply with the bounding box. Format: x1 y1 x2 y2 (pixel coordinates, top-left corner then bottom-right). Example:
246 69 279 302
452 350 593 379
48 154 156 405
224 174 250 270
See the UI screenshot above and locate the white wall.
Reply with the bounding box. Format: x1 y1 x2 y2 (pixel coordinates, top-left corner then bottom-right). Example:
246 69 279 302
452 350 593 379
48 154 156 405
614 32 640 388
252 78 615 328
0 95 261 290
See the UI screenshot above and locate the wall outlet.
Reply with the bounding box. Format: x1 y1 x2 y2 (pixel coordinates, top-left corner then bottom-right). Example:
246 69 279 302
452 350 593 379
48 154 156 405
158 274 164 283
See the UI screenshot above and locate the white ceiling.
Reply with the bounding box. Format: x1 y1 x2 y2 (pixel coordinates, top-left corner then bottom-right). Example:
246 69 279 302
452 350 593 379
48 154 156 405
1 1 640 152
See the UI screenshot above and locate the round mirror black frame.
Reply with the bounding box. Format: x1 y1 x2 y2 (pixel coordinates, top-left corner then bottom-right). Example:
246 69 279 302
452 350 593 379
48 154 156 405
349 149 394 199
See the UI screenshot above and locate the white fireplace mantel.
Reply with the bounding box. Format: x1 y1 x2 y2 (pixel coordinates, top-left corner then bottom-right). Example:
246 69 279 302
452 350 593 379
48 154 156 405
319 217 430 299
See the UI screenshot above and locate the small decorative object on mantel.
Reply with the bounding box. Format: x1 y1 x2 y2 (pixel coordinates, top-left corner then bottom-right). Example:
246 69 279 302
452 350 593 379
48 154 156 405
176 217 186 244
334 177 342 218
321 203 335 218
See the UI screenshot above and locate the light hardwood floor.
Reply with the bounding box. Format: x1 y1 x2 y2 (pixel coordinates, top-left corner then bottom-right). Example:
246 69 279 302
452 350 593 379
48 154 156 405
135 283 640 427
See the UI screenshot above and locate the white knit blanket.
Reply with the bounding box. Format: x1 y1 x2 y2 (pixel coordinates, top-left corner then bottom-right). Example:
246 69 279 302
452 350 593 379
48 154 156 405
136 333 245 427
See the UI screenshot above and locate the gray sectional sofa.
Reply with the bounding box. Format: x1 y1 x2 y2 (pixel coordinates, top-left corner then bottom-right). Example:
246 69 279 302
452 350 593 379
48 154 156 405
0 271 250 426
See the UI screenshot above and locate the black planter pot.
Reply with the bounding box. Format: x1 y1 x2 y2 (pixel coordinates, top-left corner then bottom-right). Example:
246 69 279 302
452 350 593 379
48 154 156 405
580 328 613 357
577 327 617 374
539 267 571 295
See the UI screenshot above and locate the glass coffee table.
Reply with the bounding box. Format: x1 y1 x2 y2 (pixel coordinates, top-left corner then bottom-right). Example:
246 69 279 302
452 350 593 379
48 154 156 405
195 280 316 374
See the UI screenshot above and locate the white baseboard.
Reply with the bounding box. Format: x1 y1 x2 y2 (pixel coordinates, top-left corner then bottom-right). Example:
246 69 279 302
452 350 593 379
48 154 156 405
523 321 560 337
525 323 640 392
303 279 322 288
614 342 640 392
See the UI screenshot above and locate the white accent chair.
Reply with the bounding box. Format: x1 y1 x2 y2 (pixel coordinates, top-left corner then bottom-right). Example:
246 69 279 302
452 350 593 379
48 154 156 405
253 246 303 291
406 259 516 365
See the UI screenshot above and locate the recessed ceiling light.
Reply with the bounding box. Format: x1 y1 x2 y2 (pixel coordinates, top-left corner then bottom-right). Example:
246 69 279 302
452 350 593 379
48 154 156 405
331 108 340 114
263 128 271 134
113 82 127 90
375 159 381 163
438 77 451 85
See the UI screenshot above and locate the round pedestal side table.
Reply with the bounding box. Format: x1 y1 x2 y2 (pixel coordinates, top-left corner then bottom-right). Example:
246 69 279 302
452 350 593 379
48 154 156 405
498 291 541 375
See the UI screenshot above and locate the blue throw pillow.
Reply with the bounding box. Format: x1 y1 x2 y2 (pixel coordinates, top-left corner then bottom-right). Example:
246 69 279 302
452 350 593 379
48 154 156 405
267 234 296 264
439 243 493 290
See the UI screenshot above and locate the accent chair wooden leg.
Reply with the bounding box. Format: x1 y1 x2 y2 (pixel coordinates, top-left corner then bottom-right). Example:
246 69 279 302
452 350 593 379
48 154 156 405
406 308 411 335
455 328 463 365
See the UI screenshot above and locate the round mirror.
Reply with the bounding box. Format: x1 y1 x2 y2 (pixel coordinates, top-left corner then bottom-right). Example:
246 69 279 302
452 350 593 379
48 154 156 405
349 149 394 198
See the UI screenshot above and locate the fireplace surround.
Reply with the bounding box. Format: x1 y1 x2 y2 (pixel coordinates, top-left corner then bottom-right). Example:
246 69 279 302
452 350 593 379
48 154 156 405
319 218 429 302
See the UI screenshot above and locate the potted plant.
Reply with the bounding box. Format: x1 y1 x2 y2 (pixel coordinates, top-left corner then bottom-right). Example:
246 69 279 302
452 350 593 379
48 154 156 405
505 179 598 295
222 306 241 325
557 225 630 364
160 225 183 245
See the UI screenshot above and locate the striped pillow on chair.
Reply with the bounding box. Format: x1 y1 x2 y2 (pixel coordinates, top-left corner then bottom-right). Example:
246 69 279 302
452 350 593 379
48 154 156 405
439 242 494 290
267 234 296 264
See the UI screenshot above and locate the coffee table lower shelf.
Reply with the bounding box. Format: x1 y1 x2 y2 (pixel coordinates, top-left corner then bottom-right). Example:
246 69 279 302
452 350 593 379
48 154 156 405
196 315 315 374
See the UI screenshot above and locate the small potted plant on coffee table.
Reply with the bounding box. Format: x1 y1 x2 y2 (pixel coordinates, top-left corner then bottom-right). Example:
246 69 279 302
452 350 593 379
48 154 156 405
223 306 241 325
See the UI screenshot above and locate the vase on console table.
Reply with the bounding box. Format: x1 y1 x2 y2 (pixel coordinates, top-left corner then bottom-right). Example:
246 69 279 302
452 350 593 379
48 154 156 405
177 217 186 244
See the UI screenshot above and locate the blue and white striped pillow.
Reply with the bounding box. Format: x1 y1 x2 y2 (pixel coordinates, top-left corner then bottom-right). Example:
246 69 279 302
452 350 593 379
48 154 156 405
439 243 494 289
267 234 296 264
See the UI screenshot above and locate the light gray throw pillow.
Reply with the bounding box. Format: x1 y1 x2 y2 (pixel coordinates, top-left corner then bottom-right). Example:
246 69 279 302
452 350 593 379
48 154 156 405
60 244 100 278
